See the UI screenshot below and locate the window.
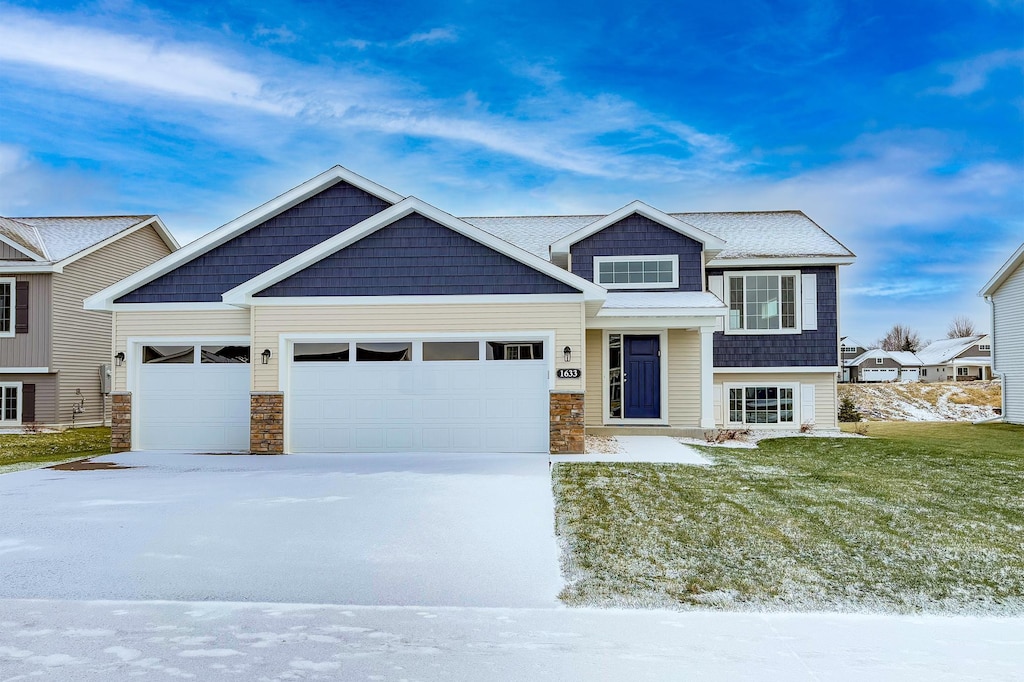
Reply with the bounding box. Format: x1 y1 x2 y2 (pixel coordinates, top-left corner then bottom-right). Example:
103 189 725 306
726 272 799 333
957 367 971 376
593 255 678 289
486 341 544 360
841 345 858 355
143 345 194 364
608 334 622 418
294 343 349 361
978 344 990 351
356 342 411 361
201 346 250 363
728 386 794 425
423 341 479 361
875 357 884 365
0 278 13 337
921 368 927 377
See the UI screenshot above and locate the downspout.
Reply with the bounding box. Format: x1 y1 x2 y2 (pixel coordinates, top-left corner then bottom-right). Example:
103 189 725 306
984 294 1006 420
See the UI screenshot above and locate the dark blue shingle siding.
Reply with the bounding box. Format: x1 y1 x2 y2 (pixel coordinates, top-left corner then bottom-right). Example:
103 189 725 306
116 182 392 303
569 214 704 291
255 213 579 297
709 266 839 368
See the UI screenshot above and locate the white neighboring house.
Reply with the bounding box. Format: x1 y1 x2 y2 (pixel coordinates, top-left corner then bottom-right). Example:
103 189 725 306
839 336 871 382
980 243 1024 425
915 335 992 383
845 348 922 383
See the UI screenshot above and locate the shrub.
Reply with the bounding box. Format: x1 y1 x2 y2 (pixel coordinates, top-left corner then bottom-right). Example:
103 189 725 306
838 394 862 422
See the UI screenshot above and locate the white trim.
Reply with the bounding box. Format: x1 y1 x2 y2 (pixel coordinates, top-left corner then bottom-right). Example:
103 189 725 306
714 366 840 374
593 254 679 290
0 381 22 425
980 242 1024 297
551 201 727 255
708 257 855 267
0 234 45 262
242 294 585 307
723 270 802 335
601 329 669 425
0 277 14 337
222 197 605 305
84 165 406 311
57 216 179 269
0 264 60 273
587 315 721 330
596 307 726 318
0 367 50 374
100 302 241 312
722 381 800 429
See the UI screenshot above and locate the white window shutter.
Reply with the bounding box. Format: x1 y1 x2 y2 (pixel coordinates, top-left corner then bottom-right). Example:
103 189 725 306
801 384 816 426
713 384 723 425
709 276 725 332
801 274 817 331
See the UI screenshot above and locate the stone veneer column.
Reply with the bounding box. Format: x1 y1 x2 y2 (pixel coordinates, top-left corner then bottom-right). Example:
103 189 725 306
549 392 585 454
111 391 132 452
250 392 285 454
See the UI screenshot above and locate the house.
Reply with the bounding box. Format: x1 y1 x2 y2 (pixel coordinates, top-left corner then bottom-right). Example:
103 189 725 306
839 337 871 382
916 335 992 383
844 349 922 383
0 215 177 428
84 166 855 455
980 243 1024 424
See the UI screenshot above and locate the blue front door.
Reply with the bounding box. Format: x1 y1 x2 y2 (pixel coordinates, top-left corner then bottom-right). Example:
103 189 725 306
624 335 660 419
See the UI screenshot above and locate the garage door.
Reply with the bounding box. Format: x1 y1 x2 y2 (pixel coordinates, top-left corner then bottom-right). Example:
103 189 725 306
860 367 898 382
136 344 251 451
900 368 919 382
289 340 549 453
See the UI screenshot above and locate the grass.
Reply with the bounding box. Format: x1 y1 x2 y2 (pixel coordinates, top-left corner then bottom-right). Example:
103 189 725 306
553 422 1024 614
0 427 111 471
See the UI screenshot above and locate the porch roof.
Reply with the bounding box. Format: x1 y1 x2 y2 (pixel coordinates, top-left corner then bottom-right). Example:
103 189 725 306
596 291 727 318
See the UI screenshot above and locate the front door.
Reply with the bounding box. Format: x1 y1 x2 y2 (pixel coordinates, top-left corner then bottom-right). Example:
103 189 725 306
624 335 661 419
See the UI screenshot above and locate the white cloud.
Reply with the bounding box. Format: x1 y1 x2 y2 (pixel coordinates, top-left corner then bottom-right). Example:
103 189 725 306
398 27 457 47
928 48 1024 96
253 24 298 45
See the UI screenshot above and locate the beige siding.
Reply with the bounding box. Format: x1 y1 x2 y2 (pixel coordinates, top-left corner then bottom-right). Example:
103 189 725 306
992 260 1024 424
584 329 602 426
0 373 57 424
713 371 838 430
667 329 701 427
252 302 586 393
112 309 252 392
51 225 173 425
0 273 52 368
0 243 33 260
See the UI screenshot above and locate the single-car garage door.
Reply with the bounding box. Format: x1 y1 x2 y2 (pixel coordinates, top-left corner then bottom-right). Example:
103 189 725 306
289 339 549 453
136 344 251 451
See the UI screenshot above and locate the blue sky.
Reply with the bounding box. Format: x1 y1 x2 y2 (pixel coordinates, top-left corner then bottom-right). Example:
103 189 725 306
0 0 1021 344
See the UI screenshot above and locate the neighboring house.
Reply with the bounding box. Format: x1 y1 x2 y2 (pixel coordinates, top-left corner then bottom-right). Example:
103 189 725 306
839 336 871 382
844 349 922 383
85 166 855 455
916 335 992 383
980 243 1024 425
0 215 177 428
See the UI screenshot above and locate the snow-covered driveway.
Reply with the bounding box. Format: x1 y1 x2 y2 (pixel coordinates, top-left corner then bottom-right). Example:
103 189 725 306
0 452 562 607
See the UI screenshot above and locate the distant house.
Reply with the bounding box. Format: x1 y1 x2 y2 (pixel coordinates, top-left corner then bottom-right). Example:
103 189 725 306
980 243 1024 425
916 335 992 383
840 337 871 382
0 216 177 428
845 348 922 383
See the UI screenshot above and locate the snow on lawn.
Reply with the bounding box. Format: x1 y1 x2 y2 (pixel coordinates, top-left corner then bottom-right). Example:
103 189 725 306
840 381 1002 422
0 599 1021 681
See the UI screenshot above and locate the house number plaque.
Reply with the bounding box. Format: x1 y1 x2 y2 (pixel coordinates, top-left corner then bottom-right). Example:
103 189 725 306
556 368 581 379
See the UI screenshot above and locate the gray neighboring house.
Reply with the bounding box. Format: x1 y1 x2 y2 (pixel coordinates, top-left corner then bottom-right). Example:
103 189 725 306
844 348 922 383
0 216 177 428
915 335 992 383
840 336 871 382
981 243 1024 424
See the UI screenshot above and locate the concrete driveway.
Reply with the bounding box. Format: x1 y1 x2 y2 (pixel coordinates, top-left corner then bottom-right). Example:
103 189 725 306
0 452 562 607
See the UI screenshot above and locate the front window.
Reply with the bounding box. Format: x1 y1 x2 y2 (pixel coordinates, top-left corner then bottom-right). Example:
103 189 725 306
728 386 795 425
0 278 13 336
726 272 799 333
0 384 19 423
957 367 970 376
594 255 678 289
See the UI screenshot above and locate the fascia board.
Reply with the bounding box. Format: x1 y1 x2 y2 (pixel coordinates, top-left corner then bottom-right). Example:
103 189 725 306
0 264 60 273
550 200 728 254
980 242 1024 297
596 307 727 317
83 166 405 310
707 257 856 267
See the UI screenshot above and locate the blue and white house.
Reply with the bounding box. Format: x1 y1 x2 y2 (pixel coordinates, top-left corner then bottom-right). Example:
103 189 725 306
86 166 856 454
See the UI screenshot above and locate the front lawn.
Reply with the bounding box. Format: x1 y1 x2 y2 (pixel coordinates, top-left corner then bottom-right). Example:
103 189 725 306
553 422 1024 614
0 427 111 472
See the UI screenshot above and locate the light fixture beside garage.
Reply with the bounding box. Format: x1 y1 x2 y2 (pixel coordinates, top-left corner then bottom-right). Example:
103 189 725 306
563 346 572 363
114 352 125 367
261 349 272 365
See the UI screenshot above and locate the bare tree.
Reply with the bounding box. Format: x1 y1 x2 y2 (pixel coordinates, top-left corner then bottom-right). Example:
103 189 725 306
946 315 977 338
879 323 923 352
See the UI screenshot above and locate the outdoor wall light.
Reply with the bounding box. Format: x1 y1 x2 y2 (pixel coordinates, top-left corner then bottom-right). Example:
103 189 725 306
563 346 572 363
114 352 125 367
261 349 272 365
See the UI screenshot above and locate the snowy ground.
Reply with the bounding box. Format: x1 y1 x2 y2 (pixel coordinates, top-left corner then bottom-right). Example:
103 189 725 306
0 451 562 607
1 599 1022 681
840 381 1002 422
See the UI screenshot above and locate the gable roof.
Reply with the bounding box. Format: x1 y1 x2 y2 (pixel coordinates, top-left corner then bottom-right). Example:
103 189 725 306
0 215 177 270
85 166 405 310
916 335 990 365
847 349 921 367
840 336 870 349
980 242 1024 297
222 197 606 306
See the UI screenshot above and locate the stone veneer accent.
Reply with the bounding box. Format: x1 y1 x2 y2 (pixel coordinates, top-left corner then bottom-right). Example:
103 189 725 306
550 392 585 454
111 391 132 452
250 392 285 454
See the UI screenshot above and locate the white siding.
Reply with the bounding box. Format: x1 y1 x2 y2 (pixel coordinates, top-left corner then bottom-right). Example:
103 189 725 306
991 259 1024 424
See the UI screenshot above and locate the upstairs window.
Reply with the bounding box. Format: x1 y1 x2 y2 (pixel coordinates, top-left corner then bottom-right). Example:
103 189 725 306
841 345 859 355
726 271 799 334
978 344 991 351
594 255 678 289
0 278 13 337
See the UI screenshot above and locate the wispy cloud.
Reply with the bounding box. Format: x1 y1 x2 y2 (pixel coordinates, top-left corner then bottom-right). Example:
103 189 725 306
397 27 457 47
927 48 1024 96
253 24 298 45
846 279 963 298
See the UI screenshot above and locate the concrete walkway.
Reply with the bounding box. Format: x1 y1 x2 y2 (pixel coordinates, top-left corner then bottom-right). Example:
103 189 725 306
552 435 713 464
